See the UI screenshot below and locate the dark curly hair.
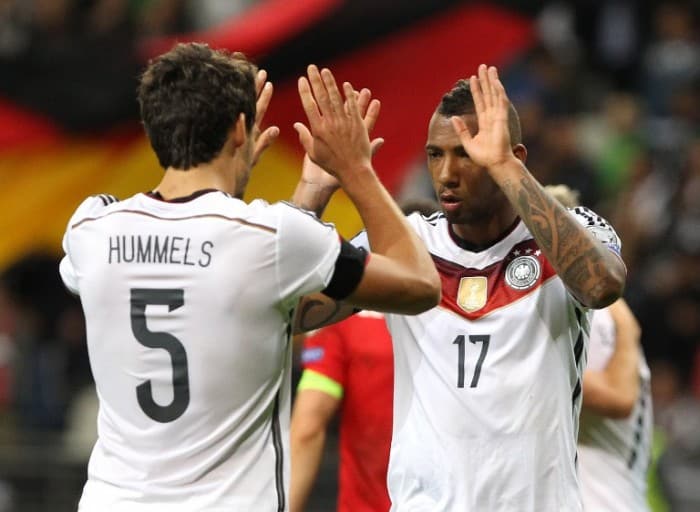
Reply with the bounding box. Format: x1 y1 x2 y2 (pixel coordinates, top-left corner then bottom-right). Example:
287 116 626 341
138 43 257 170
438 79 522 145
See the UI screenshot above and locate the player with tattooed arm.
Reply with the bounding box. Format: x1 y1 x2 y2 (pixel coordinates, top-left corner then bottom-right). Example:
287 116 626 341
292 65 626 511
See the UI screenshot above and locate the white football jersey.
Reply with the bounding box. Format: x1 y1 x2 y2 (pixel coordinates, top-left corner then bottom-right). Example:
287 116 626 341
354 206 621 512
578 307 653 512
60 191 341 511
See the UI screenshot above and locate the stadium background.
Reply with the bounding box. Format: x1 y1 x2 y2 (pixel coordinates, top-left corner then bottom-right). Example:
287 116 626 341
0 0 697 510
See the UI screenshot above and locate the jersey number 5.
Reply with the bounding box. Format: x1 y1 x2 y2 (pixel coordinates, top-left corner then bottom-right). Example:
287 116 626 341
453 334 490 388
131 288 190 422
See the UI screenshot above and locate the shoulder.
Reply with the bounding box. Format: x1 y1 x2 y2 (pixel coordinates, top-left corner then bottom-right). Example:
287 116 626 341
569 206 622 255
66 194 121 229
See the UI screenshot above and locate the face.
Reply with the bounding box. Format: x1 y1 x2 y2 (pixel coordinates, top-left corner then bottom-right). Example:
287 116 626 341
426 112 508 225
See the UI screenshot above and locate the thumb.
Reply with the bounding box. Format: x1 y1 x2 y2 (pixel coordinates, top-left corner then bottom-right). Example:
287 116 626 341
293 122 313 152
370 137 384 157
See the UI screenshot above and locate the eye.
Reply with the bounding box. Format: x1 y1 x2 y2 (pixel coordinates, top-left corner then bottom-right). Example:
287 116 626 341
455 147 469 159
426 148 442 160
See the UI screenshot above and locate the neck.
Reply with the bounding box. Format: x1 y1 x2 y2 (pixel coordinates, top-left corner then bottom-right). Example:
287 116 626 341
450 208 519 248
154 158 239 200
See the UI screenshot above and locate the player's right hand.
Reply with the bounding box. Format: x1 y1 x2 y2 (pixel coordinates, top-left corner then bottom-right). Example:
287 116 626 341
300 86 384 192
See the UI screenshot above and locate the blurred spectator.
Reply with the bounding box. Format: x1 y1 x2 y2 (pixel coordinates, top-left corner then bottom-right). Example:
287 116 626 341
642 1 700 117
0 0 186 131
0 252 88 433
595 92 646 201
652 359 700 511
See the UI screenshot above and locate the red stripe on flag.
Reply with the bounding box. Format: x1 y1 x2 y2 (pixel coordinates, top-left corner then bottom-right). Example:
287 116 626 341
266 3 533 193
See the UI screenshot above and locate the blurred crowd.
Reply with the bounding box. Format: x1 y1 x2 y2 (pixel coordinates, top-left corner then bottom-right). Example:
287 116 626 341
0 0 698 511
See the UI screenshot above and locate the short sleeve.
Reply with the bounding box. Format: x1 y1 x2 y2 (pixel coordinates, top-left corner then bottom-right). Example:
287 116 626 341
350 229 369 251
570 206 622 257
586 307 616 371
300 324 347 389
275 202 341 303
59 195 116 295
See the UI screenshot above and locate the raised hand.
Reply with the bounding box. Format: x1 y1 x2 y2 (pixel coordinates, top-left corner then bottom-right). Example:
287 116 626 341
450 64 515 170
251 69 280 167
294 65 379 184
300 86 383 191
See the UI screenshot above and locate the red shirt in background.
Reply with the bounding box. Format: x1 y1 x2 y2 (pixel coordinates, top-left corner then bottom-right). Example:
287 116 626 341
300 311 394 512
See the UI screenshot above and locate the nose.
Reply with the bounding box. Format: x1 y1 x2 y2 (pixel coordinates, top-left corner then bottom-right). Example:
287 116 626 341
437 155 459 188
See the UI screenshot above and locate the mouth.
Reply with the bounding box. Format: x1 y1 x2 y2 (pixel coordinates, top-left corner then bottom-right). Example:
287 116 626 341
439 194 462 213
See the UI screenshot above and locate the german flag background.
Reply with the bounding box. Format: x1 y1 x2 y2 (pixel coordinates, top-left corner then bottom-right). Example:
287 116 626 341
0 1 533 269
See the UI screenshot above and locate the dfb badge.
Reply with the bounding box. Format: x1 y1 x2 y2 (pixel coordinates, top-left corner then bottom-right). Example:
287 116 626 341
505 255 540 290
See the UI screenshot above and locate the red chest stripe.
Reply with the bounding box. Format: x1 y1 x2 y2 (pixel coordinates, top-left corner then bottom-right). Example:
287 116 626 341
432 239 557 320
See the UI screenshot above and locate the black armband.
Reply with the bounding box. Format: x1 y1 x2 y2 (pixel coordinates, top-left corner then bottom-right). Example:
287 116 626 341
321 239 368 301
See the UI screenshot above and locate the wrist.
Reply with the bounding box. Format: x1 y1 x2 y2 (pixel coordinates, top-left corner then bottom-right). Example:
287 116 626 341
336 164 377 193
299 178 340 193
488 155 525 177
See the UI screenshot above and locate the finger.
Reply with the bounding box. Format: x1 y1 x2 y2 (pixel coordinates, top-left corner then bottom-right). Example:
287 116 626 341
298 76 321 126
469 75 485 116
293 122 313 153
477 64 493 109
343 82 360 119
256 81 273 125
255 69 267 96
370 137 384 157
321 68 343 113
489 66 509 108
252 125 280 165
450 116 473 144
357 88 371 117
363 98 381 133
307 64 332 115
487 65 501 104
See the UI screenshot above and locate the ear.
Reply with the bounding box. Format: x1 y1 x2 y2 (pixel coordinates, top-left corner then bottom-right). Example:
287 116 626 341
230 113 248 148
513 143 527 164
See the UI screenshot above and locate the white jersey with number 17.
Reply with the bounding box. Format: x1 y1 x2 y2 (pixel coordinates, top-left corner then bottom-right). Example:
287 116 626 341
60 191 341 512
354 206 622 512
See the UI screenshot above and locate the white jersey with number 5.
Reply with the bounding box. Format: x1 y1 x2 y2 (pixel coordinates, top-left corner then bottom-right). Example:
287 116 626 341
578 307 653 511
354 206 622 512
60 191 341 512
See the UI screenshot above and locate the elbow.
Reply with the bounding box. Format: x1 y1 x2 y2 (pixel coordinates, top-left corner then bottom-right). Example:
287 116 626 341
606 395 637 419
405 271 441 314
585 269 626 310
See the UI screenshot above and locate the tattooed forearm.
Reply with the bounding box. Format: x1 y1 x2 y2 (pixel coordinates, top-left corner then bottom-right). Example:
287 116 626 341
500 169 624 308
291 182 336 218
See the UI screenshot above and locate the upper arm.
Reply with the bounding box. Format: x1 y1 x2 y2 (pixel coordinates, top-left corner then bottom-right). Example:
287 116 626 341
291 384 342 434
564 206 627 308
276 203 341 304
60 195 117 295
344 221 439 314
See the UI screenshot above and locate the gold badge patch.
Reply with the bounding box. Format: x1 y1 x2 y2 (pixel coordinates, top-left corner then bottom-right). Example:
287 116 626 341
458 276 488 312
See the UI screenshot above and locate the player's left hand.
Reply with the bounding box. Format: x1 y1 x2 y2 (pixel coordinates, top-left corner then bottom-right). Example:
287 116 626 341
251 69 280 167
300 87 384 192
450 64 516 170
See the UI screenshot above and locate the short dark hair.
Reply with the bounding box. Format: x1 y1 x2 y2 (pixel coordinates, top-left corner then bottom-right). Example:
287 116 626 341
437 79 522 145
138 43 257 170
